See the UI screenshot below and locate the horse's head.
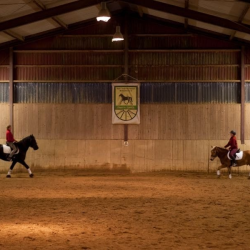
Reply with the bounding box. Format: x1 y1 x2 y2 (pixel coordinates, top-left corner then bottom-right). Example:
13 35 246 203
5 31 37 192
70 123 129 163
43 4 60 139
29 134 39 150
210 146 218 161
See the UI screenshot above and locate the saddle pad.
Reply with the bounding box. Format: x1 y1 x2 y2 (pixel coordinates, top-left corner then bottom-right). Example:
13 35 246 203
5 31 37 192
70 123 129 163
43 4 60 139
3 145 11 154
227 151 243 160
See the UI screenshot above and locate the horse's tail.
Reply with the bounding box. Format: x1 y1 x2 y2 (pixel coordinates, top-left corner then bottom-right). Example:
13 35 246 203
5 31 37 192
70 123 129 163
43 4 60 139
0 144 6 161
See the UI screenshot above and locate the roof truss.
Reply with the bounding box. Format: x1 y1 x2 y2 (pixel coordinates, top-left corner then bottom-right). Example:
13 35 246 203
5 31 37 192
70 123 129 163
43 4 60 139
1 12 250 52
120 0 250 35
0 0 248 35
0 0 102 32
0 1 250 50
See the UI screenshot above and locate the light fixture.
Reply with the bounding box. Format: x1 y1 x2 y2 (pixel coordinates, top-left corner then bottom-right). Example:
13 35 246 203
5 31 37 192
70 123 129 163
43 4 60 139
112 26 124 42
96 2 111 22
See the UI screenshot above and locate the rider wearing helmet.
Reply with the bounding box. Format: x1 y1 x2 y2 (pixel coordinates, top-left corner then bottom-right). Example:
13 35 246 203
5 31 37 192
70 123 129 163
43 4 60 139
224 130 238 167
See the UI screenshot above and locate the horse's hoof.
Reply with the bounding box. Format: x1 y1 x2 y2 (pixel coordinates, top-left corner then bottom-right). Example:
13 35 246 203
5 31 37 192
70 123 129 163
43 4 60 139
29 174 34 178
217 175 221 179
248 176 250 180
6 175 11 178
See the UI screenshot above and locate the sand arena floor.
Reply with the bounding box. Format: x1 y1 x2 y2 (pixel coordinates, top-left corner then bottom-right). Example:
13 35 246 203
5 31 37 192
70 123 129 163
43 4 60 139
0 171 250 250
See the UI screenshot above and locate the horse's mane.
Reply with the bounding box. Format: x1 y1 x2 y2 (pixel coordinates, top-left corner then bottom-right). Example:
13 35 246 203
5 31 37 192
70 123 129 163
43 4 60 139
17 135 34 145
19 135 31 141
213 146 228 152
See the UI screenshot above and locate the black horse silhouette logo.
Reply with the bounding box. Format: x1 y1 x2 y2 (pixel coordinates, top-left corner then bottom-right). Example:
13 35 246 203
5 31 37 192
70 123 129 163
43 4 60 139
119 94 133 105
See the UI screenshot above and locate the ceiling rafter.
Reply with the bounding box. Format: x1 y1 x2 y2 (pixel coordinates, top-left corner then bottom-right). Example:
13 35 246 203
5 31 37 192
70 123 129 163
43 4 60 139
230 4 250 40
120 0 250 35
0 0 102 32
32 0 68 29
0 18 97 51
4 30 24 41
142 13 249 47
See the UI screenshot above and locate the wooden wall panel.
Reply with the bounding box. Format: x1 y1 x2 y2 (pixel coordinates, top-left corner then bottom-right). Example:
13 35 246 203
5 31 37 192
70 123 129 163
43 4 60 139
12 104 243 141
245 104 250 139
0 104 9 141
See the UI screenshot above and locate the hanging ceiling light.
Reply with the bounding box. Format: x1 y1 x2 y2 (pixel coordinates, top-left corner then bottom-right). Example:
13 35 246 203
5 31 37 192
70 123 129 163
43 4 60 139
96 2 111 22
112 26 124 42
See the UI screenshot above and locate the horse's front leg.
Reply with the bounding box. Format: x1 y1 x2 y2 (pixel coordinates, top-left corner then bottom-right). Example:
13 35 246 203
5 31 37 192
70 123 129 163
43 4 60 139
217 165 226 178
6 161 17 178
20 160 34 178
228 166 232 179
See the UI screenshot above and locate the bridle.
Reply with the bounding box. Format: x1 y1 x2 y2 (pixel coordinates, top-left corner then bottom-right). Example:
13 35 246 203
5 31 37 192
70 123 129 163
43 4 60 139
210 147 217 161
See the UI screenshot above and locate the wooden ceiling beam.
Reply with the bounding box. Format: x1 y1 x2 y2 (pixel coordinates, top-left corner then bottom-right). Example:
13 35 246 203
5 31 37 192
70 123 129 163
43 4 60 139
0 0 101 32
142 13 250 47
4 30 24 41
230 4 250 40
33 0 68 29
120 0 250 35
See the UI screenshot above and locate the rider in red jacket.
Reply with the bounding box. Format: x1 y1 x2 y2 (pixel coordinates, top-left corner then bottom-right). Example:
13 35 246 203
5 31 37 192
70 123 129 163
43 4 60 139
224 130 238 167
6 125 17 160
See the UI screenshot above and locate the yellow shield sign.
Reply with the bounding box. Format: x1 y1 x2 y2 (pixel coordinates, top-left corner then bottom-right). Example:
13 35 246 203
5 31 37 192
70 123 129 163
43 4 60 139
112 83 140 124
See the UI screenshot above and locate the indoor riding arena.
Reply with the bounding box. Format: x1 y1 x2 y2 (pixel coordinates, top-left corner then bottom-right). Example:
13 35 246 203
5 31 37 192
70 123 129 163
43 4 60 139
1 1 250 249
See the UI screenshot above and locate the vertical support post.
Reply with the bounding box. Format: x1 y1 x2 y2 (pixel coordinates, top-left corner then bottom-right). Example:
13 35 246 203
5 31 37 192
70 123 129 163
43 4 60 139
124 15 129 143
184 0 189 30
241 46 245 144
9 47 14 131
124 17 128 77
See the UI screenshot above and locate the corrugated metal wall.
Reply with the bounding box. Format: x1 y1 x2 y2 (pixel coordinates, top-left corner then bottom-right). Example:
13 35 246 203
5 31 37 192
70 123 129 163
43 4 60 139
141 82 240 103
0 83 9 103
14 51 124 81
13 50 240 82
129 51 240 81
14 82 112 103
245 83 250 102
14 52 124 65
0 49 10 81
15 66 123 81
130 65 239 81
129 37 240 50
14 82 240 104
0 66 9 80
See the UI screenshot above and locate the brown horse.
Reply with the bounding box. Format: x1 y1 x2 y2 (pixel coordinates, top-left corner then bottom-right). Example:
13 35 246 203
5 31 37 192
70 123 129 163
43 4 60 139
210 146 250 179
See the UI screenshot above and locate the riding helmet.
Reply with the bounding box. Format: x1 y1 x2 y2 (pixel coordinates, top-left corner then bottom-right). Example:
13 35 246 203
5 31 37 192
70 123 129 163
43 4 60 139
230 130 236 135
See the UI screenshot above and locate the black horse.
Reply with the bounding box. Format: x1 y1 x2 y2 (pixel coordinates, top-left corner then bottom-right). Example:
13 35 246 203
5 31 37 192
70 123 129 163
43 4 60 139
0 135 39 178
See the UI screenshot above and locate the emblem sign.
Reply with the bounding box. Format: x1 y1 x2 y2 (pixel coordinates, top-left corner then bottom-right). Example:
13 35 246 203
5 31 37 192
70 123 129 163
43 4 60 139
112 83 140 124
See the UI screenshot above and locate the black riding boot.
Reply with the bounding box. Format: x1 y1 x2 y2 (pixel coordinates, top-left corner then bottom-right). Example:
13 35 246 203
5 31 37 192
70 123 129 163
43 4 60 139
231 156 237 167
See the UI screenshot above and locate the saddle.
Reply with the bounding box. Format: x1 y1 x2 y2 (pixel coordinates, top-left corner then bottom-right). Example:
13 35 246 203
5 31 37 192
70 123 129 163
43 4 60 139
3 144 19 155
227 149 243 161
